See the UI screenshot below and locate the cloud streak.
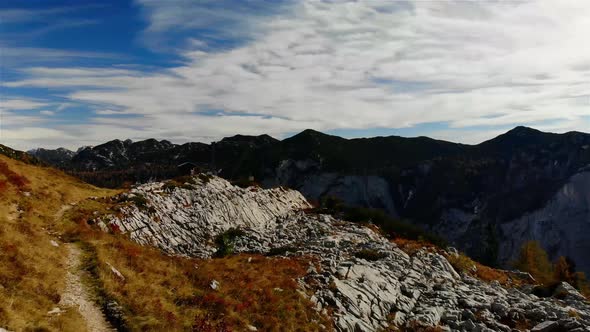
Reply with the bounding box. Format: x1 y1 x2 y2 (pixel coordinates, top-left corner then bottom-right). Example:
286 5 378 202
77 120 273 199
3 0 590 149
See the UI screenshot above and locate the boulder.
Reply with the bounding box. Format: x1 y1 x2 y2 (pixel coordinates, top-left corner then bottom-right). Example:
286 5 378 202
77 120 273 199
531 321 558 332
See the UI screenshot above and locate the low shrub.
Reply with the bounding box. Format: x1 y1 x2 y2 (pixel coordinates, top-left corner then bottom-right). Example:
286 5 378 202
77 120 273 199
127 194 148 210
315 196 447 248
447 251 523 286
214 228 246 257
0 161 30 189
513 241 590 298
267 246 299 256
354 249 387 261
198 173 213 183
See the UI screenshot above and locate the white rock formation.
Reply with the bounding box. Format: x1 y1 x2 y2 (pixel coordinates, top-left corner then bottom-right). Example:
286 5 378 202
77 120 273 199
96 175 590 332
98 176 310 257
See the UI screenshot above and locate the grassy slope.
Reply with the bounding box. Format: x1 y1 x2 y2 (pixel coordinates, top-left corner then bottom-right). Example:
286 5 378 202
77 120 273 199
1 149 542 331
0 154 330 331
0 154 115 331
63 198 331 332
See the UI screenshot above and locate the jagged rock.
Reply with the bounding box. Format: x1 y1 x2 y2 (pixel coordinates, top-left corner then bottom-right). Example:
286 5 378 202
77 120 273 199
559 318 583 330
531 321 558 332
210 280 219 290
47 307 63 315
490 301 509 318
555 282 588 302
95 175 590 332
106 262 125 281
462 319 476 331
97 176 311 257
447 247 459 257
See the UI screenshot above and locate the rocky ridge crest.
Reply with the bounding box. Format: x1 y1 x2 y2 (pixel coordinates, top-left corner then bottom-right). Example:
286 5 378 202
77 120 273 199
94 176 590 331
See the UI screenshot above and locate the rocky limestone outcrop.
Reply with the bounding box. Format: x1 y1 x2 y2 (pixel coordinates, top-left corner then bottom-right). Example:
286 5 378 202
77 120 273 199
95 176 590 331
98 176 310 257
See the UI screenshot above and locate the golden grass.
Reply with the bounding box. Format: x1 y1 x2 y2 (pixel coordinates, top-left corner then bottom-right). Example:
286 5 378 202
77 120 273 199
0 153 330 331
0 155 115 331
99 242 328 331
393 237 438 255
7 151 532 331
61 198 332 332
446 252 530 287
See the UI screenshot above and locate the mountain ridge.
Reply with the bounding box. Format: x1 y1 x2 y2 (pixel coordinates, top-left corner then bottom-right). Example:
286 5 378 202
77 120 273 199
23 126 590 273
3 136 590 331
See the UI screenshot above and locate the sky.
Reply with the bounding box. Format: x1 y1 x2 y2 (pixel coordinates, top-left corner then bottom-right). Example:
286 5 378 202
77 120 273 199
1 0 590 151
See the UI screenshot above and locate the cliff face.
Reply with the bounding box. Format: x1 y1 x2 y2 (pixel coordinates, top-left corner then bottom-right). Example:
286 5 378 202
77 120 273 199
498 172 590 273
265 158 398 215
259 128 590 273
95 176 590 332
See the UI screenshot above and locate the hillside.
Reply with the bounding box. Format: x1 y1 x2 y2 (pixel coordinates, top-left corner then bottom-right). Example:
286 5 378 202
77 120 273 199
30 127 590 274
2 147 590 331
0 153 114 330
78 174 590 331
0 150 328 331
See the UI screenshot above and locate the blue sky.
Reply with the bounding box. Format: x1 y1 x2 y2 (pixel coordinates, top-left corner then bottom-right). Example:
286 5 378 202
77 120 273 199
2 0 590 150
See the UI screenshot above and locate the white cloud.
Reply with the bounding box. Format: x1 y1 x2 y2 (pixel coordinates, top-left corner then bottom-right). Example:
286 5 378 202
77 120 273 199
5 0 590 149
135 0 289 50
94 109 120 115
0 99 48 111
0 127 73 151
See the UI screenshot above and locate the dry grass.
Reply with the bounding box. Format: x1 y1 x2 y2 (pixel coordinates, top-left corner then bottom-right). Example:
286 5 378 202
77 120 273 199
101 244 329 331
446 252 530 287
0 154 330 331
392 237 532 288
60 198 331 331
0 155 115 331
393 237 439 255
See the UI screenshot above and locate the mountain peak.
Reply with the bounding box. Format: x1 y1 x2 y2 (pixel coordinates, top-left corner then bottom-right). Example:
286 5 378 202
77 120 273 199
286 129 340 142
505 126 542 136
218 134 278 146
298 128 327 137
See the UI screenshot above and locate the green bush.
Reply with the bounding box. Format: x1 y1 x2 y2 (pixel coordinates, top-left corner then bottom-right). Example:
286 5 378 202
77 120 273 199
214 228 246 257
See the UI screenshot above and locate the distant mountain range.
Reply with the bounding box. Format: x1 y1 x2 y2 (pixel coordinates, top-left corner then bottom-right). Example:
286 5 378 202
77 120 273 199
28 126 590 272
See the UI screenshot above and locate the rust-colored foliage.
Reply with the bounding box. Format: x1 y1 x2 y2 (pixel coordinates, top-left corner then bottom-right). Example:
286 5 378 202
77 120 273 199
514 241 553 285
0 161 30 190
86 229 331 332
